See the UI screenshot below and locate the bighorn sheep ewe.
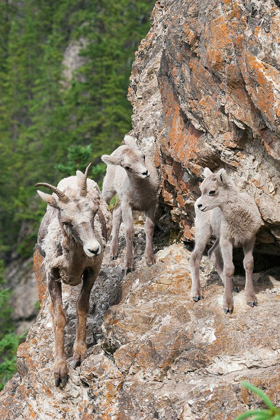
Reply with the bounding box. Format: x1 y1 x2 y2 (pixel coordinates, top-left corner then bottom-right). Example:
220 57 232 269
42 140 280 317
190 167 262 314
101 135 159 273
36 164 111 387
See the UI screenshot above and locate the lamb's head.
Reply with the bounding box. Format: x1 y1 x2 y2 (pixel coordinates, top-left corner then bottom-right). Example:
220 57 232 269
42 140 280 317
36 164 102 258
101 135 149 179
196 167 233 212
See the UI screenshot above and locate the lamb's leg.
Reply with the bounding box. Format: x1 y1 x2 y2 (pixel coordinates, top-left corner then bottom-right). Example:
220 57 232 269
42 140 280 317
144 201 156 266
243 238 257 307
122 202 134 274
220 239 235 314
110 205 122 260
73 267 97 368
208 239 223 278
48 278 68 387
102 171 116 205
190 214 212 301
209 241 240 292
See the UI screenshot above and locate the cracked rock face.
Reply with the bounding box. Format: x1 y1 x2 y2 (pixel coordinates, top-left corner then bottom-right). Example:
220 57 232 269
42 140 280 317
129 0 280 254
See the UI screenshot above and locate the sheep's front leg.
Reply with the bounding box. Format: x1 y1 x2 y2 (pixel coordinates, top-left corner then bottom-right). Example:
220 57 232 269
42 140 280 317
48 278 68 388
243 239 257 307
73 268 97 368
220 239 234 314
110 205 122 260
122 202 134 274
144 202 156 266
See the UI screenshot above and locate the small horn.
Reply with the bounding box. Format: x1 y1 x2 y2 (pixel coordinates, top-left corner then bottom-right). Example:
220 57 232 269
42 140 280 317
35 183 69 203
80 162 92 197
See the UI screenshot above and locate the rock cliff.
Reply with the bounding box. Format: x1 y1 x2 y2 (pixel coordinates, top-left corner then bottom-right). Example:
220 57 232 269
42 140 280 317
1 0 280 419
129 0 280 255
1 237 280 419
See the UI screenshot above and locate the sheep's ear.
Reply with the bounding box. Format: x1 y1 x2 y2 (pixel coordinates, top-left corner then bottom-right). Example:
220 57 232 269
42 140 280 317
101 154 121 166
203 167 213 178
37 190 59 208
216 168 228 184
124 135 138 149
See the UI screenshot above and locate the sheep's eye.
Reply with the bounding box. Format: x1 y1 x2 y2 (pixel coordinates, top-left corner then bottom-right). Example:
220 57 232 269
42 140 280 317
209 190 216 196
63 221 72 227
124 166 131 171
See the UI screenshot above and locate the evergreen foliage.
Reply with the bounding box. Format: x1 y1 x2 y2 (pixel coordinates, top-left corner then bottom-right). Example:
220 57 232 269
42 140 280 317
0 261 25 390
0 0 153 259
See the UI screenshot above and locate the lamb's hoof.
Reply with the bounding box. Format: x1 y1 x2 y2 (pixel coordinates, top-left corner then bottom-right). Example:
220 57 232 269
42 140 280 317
123 268 133 276
146 257 155 267
61 376 68 388
110 256 118 261
232 287 239 293
247 301 258 307
193 295 203 302
223 307 233 314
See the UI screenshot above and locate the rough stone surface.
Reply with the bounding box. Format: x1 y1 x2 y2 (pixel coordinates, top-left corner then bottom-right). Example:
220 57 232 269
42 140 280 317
129 0 280 254
0 222 280 419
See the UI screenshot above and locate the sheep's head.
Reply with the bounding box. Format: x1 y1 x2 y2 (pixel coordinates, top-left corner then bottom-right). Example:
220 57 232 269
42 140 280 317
101 136 150 179
196 168 232 212
36 164 102 258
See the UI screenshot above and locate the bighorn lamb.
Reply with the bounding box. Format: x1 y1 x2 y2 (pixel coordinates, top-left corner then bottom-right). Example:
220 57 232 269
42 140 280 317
36 164 111 387
101 135 159 273
190 167 262 314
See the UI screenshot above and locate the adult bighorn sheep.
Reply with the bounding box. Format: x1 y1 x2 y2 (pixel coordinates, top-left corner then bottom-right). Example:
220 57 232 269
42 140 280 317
35 164 111 387
190 167 262 314
101 135 159 274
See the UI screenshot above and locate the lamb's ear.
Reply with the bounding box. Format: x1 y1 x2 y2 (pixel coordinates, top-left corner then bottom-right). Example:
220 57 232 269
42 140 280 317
37 190 59 208
101 154 121 166
76 170 84 188
124 135 138 149
203 167 213 178
216 168 228 184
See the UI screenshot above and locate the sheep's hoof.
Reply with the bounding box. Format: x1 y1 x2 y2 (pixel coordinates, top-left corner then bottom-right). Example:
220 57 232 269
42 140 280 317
72 359 81 369
54 374 69 388
232 287 239 293
193 295 203 302
123 268 133 276
247 301 258 307
223 307 233 314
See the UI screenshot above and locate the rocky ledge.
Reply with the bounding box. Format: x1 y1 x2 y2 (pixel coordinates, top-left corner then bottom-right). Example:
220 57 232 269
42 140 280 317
0 222 279 419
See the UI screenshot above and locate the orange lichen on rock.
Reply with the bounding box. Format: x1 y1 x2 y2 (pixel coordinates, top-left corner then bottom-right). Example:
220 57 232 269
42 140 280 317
245 53 276 122
206 16 234 72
